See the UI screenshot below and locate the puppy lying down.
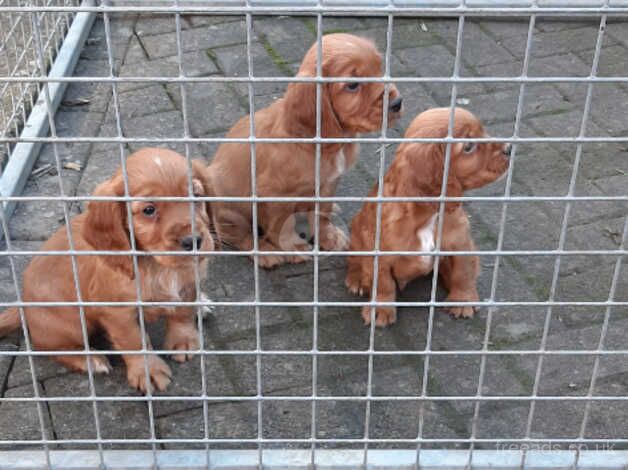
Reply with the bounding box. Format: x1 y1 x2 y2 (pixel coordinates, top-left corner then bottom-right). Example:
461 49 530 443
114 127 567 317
346 108 511 327
0 148 214 392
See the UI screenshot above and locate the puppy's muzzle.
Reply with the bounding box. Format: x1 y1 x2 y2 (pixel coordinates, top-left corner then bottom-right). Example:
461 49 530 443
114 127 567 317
389 96 403 113
180 234 203 251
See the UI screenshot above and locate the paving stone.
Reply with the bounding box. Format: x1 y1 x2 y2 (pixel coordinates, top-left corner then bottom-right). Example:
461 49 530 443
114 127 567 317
7 107 103 240
535 19 598 33
0 241 41 313
500 25 612 60
44 372 152 448
140 21 248 59
369 400 469 449
394 44 485 96
393 84 440 132
7 345 82 390
104 84 176 123
211 41 286 79
315 400 365 440
119 45 220 94
7 175 80 241
608 19 628 47
157 401 257 448
0 384 53 446
528 52 592 98
585 400 628 440
123 111 187 154
134 13 193 36
7 171 82 239
166 83 245 136
253 16 315 64
593 173 628 196
459 22 518 68
475 400 529 442
186 15 247 28
586 43 628 77
59 59 115 114
0 341 17 394
80 15 137 62
451 84 570 132
477 19 531 39
587 85 628 137
262 397 311 440
76 149 124 203
526 108 608 139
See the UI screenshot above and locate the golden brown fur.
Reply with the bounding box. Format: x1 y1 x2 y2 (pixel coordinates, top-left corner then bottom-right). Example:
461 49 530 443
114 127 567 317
206 33 402 268
0 148 215 392
346 108 511 326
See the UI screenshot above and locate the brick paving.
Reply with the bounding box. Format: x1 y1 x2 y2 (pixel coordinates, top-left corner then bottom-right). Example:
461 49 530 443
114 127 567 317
0 13 627 450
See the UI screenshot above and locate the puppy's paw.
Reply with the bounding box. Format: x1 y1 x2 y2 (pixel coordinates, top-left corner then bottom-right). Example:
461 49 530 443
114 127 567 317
345 275 368 297
446 305 477 318
319 224 349 251
198 292 214 319
127 356 172 393
165 325 200 363
445 291 479 319
89 355 112 375
361 305 397 327
257 254 288 269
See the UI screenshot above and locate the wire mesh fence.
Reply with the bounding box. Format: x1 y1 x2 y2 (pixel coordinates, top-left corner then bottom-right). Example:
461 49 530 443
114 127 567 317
0 0 79 172
0 1 627 469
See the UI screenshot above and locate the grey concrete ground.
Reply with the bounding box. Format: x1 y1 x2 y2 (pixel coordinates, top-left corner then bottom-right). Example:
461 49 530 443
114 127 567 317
1 13 627 451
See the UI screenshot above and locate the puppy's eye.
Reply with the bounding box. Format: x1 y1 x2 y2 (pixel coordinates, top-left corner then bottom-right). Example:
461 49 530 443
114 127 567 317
143 205 156 217
345 82 361 92
463 142 477 154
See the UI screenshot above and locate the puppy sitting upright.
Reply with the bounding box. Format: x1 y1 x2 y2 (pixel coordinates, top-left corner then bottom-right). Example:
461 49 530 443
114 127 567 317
0 148 214 392
346 108 511 327
207 33 402 268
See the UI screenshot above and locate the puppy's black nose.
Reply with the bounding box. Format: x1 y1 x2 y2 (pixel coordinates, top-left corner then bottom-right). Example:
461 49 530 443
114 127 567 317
181 234 203 251
389 96 403 113
503 143 513 157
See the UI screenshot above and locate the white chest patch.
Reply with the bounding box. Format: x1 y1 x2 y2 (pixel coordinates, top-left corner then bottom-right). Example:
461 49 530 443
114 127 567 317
416 213 437 266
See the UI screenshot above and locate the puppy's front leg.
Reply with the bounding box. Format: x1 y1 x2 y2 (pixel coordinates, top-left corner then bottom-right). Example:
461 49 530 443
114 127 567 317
310 183 349 251
164 309 200 363
439 210 481 319
361 260 397 327
102 309 172 393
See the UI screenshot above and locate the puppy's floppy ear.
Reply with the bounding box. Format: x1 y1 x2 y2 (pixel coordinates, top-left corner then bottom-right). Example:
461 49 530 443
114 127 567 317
283 76 343 137
82 174 134 279
404 142 463 214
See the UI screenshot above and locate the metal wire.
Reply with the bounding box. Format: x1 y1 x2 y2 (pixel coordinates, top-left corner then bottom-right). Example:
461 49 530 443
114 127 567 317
1 1 627 465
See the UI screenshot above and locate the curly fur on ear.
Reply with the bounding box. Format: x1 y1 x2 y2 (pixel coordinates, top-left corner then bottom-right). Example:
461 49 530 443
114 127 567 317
82 174 134 279
398 141 463 214
283 81 344 138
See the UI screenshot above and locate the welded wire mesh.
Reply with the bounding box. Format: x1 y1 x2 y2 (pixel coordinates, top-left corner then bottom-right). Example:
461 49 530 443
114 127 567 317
0 0 79 172
0 1 627 469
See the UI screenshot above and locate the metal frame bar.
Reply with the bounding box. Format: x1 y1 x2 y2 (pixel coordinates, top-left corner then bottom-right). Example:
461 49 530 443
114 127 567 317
0 0 95 219
1 0 627 467
1 449 628 470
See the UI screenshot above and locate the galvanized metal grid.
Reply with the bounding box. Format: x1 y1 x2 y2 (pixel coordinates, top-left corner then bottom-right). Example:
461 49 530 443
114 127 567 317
0 0 79 171
0 1 627 469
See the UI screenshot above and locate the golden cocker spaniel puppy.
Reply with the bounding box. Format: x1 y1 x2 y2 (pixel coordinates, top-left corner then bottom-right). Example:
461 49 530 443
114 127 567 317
206 33 402 268
0 148 214 392
346 108 511 327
